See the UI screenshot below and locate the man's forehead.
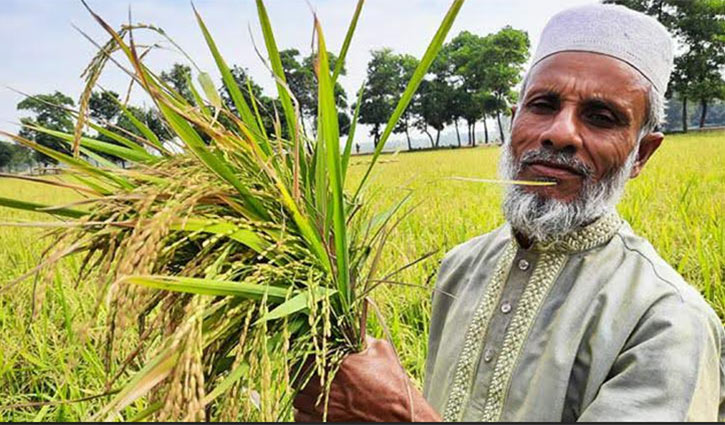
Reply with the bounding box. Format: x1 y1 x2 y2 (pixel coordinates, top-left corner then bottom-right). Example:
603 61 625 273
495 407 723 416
524 52 649 106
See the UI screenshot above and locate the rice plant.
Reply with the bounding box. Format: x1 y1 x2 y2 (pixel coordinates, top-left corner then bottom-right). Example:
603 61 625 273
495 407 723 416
0 0 465 420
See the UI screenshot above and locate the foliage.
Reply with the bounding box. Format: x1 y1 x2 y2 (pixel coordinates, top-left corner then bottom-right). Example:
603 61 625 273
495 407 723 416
2 130 724 421
0 0 465 421
160 63 196 105
358 48 403 146
279 48 349 136
16 92 75 166
0 143 12 170
606 0 725 130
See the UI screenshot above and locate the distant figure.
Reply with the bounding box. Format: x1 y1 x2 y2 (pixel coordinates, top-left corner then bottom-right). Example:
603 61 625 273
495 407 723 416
355 143 360 154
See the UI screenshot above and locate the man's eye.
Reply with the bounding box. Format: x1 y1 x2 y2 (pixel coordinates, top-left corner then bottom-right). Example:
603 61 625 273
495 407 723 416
528 101 555 112
587 111 616 126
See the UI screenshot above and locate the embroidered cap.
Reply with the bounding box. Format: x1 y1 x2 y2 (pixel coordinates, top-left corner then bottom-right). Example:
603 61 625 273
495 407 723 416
530 3 674 94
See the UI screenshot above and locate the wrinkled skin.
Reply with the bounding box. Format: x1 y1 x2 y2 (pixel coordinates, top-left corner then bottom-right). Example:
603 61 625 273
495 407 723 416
293 51 664 423
511 52 663 202
293 338 440 422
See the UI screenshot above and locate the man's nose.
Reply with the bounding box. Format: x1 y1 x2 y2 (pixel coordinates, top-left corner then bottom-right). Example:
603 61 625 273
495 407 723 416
538 106 583 155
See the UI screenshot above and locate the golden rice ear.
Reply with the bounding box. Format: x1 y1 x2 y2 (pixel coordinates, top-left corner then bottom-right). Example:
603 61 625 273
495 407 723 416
0 0 466 420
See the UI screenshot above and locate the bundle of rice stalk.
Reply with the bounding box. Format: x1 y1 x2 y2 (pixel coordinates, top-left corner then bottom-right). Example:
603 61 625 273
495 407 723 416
0 0 465 421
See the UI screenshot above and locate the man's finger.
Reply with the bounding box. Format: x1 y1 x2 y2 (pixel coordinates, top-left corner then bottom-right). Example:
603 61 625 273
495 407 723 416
294 407 322 423
292 392 324 414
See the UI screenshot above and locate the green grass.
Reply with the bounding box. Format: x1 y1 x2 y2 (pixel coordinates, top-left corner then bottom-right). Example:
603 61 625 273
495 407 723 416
1 130 723 420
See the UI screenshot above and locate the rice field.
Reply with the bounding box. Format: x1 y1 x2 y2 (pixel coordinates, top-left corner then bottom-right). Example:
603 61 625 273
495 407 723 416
1 130 723 421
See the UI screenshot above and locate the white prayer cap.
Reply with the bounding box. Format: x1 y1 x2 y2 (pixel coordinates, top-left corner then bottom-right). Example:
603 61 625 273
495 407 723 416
530 3 674 94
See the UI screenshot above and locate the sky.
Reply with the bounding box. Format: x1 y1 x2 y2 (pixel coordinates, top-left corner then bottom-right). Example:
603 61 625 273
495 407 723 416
0 0 597 150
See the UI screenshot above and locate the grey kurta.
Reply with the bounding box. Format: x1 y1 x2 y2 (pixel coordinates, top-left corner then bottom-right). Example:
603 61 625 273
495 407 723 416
423 212 725 421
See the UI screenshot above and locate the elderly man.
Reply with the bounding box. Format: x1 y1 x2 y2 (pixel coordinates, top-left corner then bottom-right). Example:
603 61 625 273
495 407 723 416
294 3 725 422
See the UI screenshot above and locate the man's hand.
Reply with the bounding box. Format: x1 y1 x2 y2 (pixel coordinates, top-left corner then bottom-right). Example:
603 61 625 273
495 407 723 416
293 337 441 422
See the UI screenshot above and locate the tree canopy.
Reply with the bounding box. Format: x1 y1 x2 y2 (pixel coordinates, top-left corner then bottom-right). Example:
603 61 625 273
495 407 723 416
17 91 75 165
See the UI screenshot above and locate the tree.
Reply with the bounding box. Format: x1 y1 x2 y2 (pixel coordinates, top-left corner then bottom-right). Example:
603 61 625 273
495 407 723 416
279 49 349 137
160 63 195 105
87 90 172 165
606 0 725 131
89 90 121 122
674 1 725 129
480 27 530 143
359 48 400 147
447 31 486 146
0 142 12 171
17 91 75 166
446 28 528 145
413 77 453 148
8 143 34 172
392 54 420 150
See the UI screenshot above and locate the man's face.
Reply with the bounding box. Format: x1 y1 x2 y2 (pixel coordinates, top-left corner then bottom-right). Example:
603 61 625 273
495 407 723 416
509 51 649 202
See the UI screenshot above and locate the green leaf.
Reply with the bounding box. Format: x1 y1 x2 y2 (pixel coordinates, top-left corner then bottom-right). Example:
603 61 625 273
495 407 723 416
332 0 365 83
79 146 119 169
0 130 134 190
85 119 150 154
342 81 365 178
187 72 212 117
198 71 222 109
127 402 163 422
202 362 250 405
23 124 157 164
110 95 165 152
257 287 338 323
193 5 263 141
170 218 270 254
315 18 351 309
255 0 299 151
0 195 86 218
91 344 180 421
121 275 289 302
155 101 268 220
354 0 465 200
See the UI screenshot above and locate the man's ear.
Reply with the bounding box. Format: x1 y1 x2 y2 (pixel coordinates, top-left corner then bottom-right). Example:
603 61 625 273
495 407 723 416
630 132 664 178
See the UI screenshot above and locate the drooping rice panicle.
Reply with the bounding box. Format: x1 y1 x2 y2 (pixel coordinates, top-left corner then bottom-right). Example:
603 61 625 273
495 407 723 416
0 0 466 421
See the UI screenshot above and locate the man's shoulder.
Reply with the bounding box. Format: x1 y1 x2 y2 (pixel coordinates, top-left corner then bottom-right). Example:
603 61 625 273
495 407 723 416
440 223 510 270
611 221 720 326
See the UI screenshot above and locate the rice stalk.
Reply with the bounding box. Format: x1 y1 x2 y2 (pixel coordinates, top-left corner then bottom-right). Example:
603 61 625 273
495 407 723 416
0 0 466 420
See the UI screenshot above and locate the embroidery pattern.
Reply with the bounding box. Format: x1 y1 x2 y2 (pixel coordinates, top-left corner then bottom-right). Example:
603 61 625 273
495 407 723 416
441 241 517 422
534 212 622 253
480 251 567 421
441 213 622 421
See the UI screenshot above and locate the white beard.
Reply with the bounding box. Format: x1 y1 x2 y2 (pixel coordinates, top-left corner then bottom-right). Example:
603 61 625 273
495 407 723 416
498 142 638 242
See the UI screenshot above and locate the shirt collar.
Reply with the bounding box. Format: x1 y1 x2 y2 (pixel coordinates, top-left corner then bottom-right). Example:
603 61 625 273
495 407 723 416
509 212 623 254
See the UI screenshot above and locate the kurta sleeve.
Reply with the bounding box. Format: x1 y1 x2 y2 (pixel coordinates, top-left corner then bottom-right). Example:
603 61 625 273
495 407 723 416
578 294 724 422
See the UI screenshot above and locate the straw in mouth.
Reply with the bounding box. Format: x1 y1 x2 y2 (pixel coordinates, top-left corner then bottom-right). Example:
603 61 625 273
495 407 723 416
449 176 558 186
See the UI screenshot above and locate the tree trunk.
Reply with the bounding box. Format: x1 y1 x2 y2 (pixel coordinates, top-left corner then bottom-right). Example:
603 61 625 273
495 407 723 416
682 96 688 133
373 125 381 147
435 129 441 148
468 123 473 146
496 111 505 144
454 119 461 147
423 128 435 148
472 121 477 146
482 118 488 145
405 126 412 151
699 98 708 128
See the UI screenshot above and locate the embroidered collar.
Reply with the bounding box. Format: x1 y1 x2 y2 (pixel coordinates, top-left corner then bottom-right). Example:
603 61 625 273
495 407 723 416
511 212 623 253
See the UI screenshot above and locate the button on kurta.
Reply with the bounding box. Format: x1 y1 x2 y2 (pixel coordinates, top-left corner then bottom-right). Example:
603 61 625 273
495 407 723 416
483 348 495 363
501 302 512 314
518 259 530 271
